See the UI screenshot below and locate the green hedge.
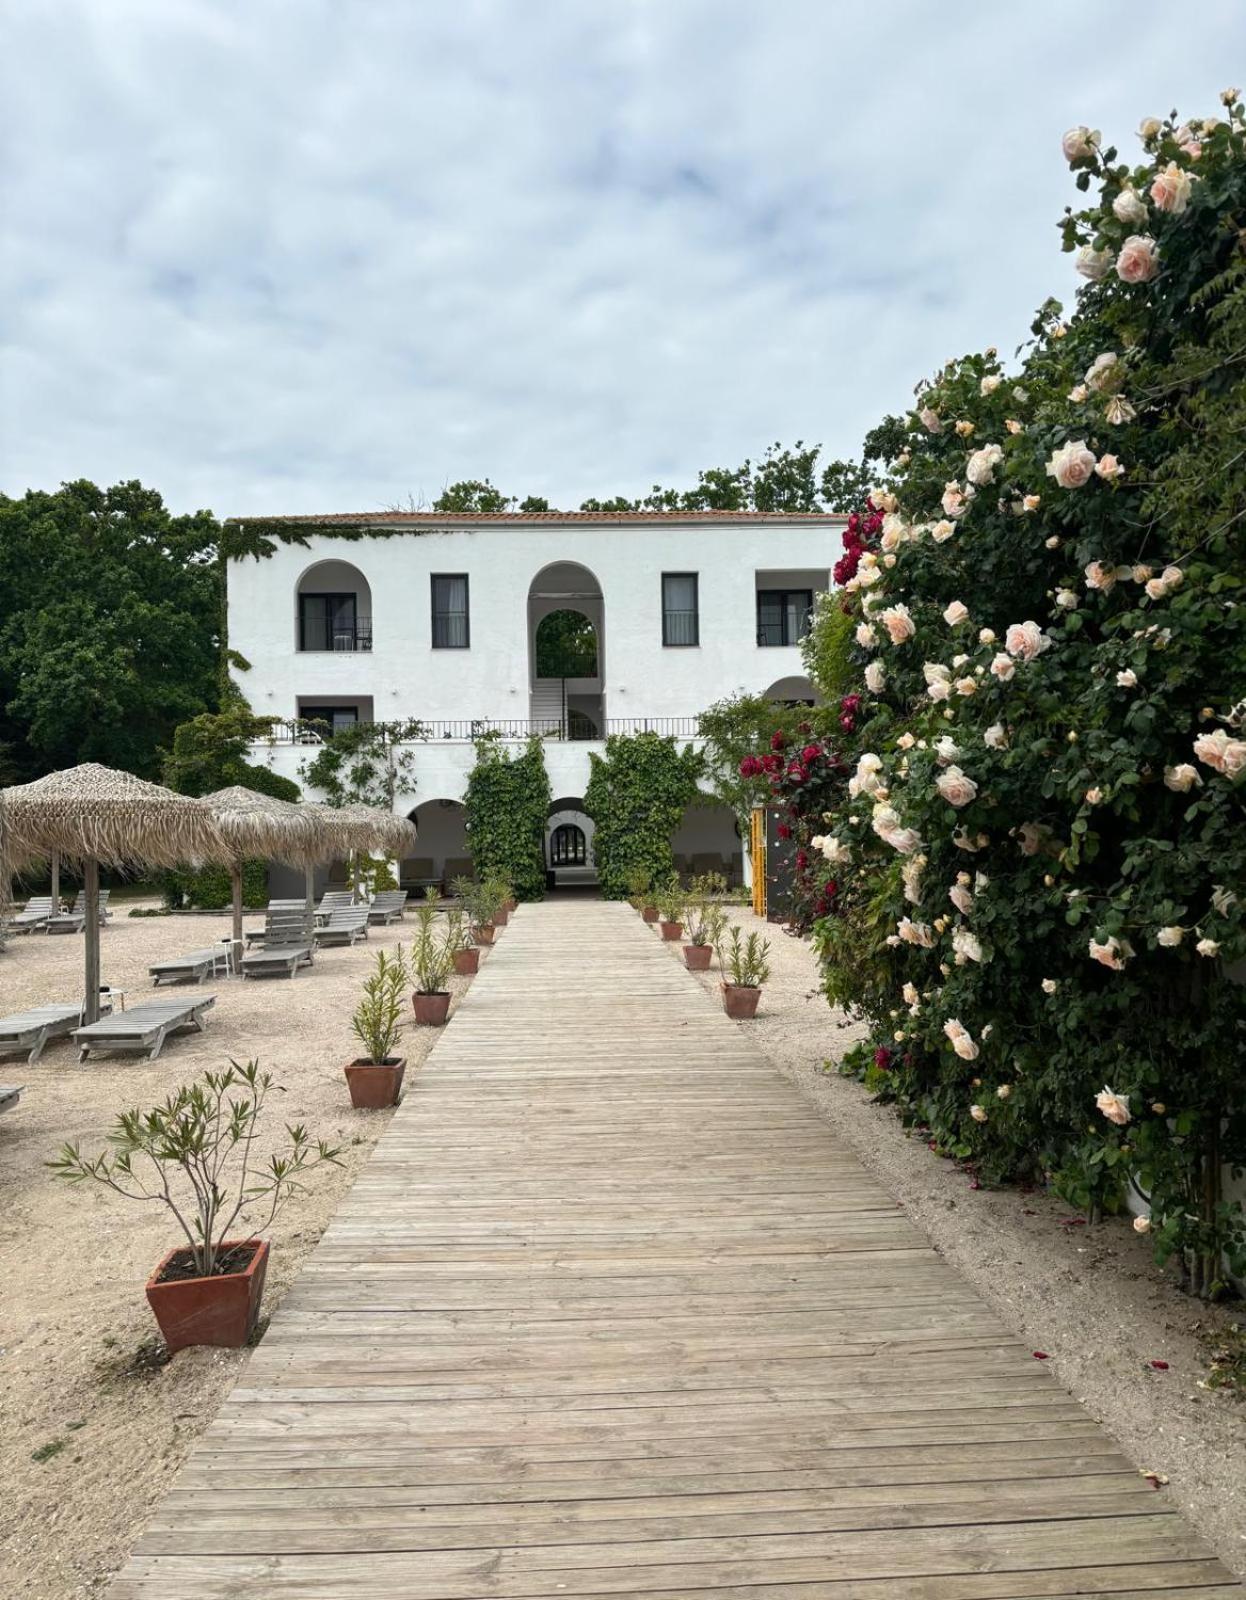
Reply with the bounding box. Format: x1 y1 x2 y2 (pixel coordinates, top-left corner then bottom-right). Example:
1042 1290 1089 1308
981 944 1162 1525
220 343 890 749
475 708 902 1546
463 734 551 901
161 859 269 910
584 732 703 898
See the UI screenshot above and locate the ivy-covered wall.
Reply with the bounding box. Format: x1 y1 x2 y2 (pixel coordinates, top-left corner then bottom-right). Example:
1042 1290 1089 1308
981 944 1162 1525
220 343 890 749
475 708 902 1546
462 734 551 901
584 732 703 898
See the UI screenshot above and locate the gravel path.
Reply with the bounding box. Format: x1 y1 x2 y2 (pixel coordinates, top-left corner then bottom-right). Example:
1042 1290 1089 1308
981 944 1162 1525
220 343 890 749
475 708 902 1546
676 905 1246 1579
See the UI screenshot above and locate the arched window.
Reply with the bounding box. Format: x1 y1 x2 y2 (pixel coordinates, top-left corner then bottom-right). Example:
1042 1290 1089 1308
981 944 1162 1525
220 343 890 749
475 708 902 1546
297 560 373 652
550 823 587 867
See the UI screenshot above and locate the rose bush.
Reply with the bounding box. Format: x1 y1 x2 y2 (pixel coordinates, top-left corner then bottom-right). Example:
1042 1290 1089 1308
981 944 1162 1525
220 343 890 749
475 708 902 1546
803 96 1246 1294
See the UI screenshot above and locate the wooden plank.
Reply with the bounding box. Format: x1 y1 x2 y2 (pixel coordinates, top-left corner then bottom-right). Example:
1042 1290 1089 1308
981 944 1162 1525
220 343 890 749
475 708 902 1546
111 902 1241 1596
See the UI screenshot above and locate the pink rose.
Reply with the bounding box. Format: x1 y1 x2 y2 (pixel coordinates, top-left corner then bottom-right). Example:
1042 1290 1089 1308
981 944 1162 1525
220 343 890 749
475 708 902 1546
1095 1087 1132 1125
941 482 968 519
1089 936 1132 971
936 766 978 808
1116 235 1159 284
990 653 1016 682
1095 454 1125 481
1046 439 1097 489
1150 162 1192 214
1005 620 1047 661
1194 729 1246 778
919 406 942 433
881 604 916 645
943 601 969 626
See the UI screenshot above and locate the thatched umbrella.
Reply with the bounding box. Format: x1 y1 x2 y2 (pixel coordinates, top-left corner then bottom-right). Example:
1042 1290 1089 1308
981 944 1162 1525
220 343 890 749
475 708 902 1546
2 763 230 1023
200 786 340 969
297 804 418 927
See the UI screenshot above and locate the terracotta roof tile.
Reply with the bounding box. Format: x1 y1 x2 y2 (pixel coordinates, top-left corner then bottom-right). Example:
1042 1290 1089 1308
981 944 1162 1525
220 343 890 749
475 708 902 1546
224 509 846 527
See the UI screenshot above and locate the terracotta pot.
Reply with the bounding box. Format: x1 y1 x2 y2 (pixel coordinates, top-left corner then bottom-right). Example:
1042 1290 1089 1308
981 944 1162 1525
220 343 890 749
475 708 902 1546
473 922 495 944
721 982 762 1020
683 943 713 971
641 906 660 923
344 1056 406 1109
493 906 509 927
453 946 479 976
659 920 684 941
146 1238 269 1354
506 897 518 914
413 990 451 1026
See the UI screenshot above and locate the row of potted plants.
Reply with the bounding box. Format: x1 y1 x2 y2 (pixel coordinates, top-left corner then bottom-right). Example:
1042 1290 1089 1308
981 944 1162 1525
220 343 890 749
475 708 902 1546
629 871 772 1019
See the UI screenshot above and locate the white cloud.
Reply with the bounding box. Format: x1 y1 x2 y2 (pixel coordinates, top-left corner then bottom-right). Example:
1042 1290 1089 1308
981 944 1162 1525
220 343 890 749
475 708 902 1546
1 0 1242 514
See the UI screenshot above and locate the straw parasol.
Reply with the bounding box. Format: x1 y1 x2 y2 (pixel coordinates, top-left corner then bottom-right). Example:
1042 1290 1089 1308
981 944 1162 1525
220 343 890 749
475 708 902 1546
300 803 419 926
200 786 341 967
2 763 231 1023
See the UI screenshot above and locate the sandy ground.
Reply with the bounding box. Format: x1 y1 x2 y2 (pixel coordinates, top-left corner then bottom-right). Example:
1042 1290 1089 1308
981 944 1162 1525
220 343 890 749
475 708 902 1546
674 905 1246 1579
0 903 477 1600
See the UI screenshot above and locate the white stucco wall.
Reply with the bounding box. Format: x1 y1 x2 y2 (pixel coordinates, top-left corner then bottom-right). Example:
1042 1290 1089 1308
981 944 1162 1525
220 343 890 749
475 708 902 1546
230 515 839 729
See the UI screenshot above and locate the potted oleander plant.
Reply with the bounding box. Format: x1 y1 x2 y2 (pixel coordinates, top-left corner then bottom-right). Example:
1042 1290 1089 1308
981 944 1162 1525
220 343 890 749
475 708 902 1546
411 902 456 1024
682 893 728 972
626 868 659 923
487 873 512 926
448 904 479 975
718 925 771 1019
49 1060 340 1352
345 946 408 1108
657 880 684 942
453 876 497 944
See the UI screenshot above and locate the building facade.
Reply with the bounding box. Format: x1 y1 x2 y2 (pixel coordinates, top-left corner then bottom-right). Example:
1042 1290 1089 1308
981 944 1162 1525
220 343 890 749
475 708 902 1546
229 510 843 888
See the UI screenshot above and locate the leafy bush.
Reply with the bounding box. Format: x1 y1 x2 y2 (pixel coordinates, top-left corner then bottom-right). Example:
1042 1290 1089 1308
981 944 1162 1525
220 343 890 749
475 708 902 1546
161 859 268 910
719 927 772 988
584 732 703 898
352 948 407 1063
462 733 551 901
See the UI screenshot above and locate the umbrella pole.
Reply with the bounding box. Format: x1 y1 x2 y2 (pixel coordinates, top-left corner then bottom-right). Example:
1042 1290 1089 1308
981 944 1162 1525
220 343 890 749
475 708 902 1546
51 851 60 911
84 859 101 1025
305 864 315 943
231 864 244 975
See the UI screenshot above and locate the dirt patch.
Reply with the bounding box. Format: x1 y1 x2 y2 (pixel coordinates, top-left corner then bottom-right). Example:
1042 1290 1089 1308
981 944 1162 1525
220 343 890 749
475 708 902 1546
0 904 478 1599
675 905 1246 1579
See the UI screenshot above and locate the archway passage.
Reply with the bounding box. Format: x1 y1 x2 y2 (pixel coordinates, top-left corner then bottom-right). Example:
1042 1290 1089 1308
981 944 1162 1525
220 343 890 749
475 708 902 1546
546 796 598 890
672 798 744 888
401 799 471 895
296 559 373 652
528 563 604 737
763 674 820 707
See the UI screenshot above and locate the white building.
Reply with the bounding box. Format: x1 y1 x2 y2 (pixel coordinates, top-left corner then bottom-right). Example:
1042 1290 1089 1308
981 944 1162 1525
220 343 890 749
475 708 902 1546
229 509 844 889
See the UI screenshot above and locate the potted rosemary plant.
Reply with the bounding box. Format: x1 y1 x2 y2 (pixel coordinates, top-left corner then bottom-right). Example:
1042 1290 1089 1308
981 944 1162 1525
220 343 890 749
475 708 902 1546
411 901 456 1024
49 1060 340 1352
346 946 408 1108
718 925 771 1019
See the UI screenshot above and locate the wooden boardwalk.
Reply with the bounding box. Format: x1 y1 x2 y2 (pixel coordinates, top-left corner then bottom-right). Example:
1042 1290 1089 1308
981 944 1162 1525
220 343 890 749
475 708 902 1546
113 901 1240 1598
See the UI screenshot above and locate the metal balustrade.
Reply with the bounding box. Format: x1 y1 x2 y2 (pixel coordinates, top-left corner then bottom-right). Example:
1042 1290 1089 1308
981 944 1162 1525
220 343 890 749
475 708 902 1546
261 715 704 745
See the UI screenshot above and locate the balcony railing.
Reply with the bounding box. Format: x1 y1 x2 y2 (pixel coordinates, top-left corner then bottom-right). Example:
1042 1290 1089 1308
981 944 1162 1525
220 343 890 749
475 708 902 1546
262 716 704 746
299 620 373 653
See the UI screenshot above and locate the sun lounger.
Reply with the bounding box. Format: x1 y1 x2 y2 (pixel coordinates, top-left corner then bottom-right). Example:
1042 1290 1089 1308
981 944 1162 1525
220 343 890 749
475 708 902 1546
72 997 215 1063
315 889 356 924
71 888 112 923
8 896 56 934
367 890 408 924
245 901 308 947
149 947 232 986
45 913 87 934
0 1002 111 1065
313 908 370 947
0 1085 21 1115
241 944 313 979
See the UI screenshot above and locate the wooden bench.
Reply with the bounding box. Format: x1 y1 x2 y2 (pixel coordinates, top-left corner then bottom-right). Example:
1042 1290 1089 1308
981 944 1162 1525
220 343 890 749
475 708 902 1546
241 944 314 979
0 1003 109 1065
148 948 232 986
72 997 216 1063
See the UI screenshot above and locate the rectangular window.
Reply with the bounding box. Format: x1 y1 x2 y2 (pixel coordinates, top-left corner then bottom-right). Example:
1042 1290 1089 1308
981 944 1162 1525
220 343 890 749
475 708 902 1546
299 593 370 652
431 574 470 648
299 705 360 735
756 588 813 647
662 572 699 647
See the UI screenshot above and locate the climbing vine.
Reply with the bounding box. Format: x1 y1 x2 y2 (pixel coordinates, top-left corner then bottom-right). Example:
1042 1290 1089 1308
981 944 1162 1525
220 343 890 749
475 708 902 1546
462 733 551 901
299 719 426 809
584 732 703 898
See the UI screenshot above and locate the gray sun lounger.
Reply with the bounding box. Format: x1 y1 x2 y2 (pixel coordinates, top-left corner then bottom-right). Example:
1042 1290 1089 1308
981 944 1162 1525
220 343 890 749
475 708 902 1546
72 997 216 1063
241 944 314 979
149 948 232 986
71 888 112 923
0 1002 111 1065
46 913 87 934
246 901 309 947
313 908 370 947
8 896 56 934
0 1084 21 1115
315 890 356 924
367 891 409 924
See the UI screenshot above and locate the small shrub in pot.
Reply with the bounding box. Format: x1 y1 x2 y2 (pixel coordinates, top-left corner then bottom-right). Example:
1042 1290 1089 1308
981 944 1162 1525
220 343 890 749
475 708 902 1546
683 885 728 972
49 1060 340 1351
627 868 659 922
718 925 771 1019
346 946 408 1108
454 875 501 943
411 902 456 1024
657 880 685 941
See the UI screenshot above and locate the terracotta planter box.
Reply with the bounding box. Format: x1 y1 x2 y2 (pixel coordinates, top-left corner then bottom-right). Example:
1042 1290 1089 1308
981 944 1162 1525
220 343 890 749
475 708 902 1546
413 991 451 1026
473 922 495 945
146 1238 269 1354
506 897 518 914
721 983 762 1020
660 920 684 941
493 907 509 927
683 943 713 971
345 1056 406 1109
641 906 660 923
453 946 480 976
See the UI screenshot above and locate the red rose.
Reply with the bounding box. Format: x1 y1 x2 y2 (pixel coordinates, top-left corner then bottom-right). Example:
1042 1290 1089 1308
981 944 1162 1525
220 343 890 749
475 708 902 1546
776 823 791 839
801 743 820 764
770 730 786 751
874 1046 892 1070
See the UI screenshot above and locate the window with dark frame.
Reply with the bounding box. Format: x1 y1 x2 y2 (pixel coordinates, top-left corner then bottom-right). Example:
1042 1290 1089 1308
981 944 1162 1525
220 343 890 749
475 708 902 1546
661 572 699 646
550 823 587 867
298 592 371 651
299 705 361 735
431 574 470 648
756 588 813 647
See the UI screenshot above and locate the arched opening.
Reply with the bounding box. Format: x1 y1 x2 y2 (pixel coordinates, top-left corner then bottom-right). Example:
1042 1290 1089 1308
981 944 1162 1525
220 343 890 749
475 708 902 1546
546 797 598 889
528 563 604 738
296 559 373 652
671 797 744 888
762 674 820 707
401 798 471 895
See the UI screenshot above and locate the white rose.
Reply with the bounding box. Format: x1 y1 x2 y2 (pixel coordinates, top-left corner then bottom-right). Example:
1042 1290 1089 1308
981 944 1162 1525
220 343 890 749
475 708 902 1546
1113 188 1149 226
1005 620 1047 661
930 519 956 543
983 723 1008 750
1196 938 1221 958
1089 936 1132 971
1084 560 1119 593
1138 116 1162 141
941 482 968 519
1161 565 1183 589
1116 235 1160 284
1163 764 1201 792
1145 577 1168 600
1041 978 1058 995
969 1103 988 1123
1156 926 1184 948
881 603 916 645
1075 246 1112 281
1193 729 1234 773
944 1018 980 1061
955 676 978 697
966 443 1004 487
1062 125 1099 164
1221 87 1241 107
1150 161 1193 214
980 375 1001 396
856 622 878 648
872 489 897 514
1133 1215 1151 1235
1055 589 1078 610
864 661 886 693
953 927 985 965
949 883 974 915
1115 668 1138 688
1095 1087 1131 1125
943 601 969 626
898 916 934 947
918 405 942 434
1046 439 1097 489
936 766 978 808
934 735 961 766
990 653 1016 682
1084 352 1120 392
1095 454 1125 481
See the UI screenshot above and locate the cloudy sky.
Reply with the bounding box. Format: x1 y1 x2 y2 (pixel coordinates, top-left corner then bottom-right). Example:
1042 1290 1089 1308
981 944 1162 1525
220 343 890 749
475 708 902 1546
3 2 1243 516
